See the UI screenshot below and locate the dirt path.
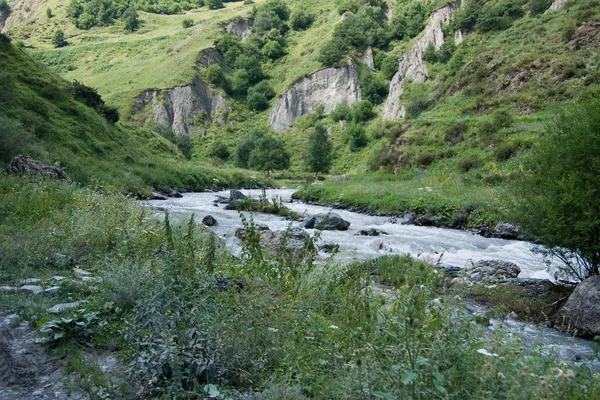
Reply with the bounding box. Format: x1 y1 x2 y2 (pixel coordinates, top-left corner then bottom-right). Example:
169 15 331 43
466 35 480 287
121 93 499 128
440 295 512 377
0 314 87 400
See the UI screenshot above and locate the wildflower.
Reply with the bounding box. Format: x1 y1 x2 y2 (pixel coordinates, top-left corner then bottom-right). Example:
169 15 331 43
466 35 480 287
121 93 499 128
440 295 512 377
267 327 278 333
497 372 505 380
328 325 339 330
552 368 563 377
304 336 315 341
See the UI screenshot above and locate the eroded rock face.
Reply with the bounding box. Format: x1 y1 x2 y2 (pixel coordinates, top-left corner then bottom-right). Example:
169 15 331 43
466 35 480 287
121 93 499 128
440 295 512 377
132 78 229 134
382 0 461 120
269 61 361 132
546 0 567 12
225 17 252 40
555 275 600 338
197 48 224 69
1 0 42 32
362 47 375 70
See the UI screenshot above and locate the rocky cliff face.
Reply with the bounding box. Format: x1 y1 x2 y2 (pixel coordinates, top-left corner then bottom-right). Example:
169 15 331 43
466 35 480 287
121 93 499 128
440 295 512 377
382 1 461 120
225 17 252 40
132 78 229 135
269 61 361 132
1 0 42 32
546 0 567 12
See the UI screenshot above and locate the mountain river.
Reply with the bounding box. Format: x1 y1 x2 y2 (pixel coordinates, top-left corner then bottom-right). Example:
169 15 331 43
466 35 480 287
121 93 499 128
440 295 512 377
149 188 599 369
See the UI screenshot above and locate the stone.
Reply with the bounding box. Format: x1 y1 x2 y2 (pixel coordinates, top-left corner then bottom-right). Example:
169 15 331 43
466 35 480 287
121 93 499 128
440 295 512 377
161 186 183 198
73 268 93 277
20 278 41 285
362 46 375 70
554 275 600 338
319 242 339 253
202 215 218 226
0 286 16 292
149 191 168 200
44 286 61 294
225 17 252 40
3 155 70 180
235 228 247 241
468 260 521 280
229 189 246 202
270 61 361 132
48 301 81 314
383 1 460 120
20 285 43 295
413 214 435 226
356 228 387 236
52 276 66 282
300 213 351 231
259 228 313 257
401 212 417 225
494 223 521 239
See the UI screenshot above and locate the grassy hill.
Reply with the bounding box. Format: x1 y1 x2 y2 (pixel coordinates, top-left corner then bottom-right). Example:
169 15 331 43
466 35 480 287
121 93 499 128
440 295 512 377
0 33 265 193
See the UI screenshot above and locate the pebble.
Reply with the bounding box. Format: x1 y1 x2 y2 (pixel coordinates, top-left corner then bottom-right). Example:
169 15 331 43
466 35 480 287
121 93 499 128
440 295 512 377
20 285 44 295
21 278 42 284
44 286 61 294
73 268 92 277
52 276 66 282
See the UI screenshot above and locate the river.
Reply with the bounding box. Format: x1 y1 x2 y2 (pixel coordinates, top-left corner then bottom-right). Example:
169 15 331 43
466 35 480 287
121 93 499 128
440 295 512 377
149 188 599 368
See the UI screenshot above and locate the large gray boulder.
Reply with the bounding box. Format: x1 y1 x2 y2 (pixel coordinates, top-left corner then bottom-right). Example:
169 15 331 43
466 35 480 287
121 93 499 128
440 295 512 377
3 155 69 180
494 223 521 239
555 275 600 338
467 260 521 281
259 228 313 257
301 213 351 231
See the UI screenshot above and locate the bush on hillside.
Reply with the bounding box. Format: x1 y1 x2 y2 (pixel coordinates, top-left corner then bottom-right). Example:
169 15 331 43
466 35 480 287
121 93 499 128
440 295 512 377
52 30 67 48
375 52 398 80
352 100 375 122
510 98 600 279
204 64 226 87
402 81 436 119
122 5 139 32
290 10 314 30
358 68 388 104
528 0 554 15
206 0 224 10
390 1 427 40
330 101 353 122
347 123 368 151
305 123 333 174
182 18 194 28
246 81 275 111
209 140 230 160
247 134 290 171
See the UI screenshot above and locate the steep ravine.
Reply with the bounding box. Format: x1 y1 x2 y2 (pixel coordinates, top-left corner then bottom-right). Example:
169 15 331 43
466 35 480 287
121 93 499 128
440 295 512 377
383 0 462 120
269 61 362 132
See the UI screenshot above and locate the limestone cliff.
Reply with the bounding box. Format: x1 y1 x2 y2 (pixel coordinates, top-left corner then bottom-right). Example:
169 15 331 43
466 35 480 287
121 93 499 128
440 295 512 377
132 78 229 135
546 0 567 12
382 1 461 120
269 61 361 132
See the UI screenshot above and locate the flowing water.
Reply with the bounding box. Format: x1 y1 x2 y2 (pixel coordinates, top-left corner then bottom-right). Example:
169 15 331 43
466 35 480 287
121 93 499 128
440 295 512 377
149 188 599 368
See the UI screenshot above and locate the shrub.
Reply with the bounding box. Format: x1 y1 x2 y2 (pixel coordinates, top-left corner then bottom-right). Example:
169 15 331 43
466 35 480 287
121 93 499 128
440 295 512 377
0 0 9 13
510 98 600 279
235 132 260 168
347 123 368 151
305 123 333 174
247 134 290 171
458 153 483 172
204 64 225 86
318 39 348 66
475 0 524 32
379 53 398 80
262 40 284 59
403 82 436 119
182 18 194 28
122 5 138 32
330 101 353 122
253 9 287 35
206 0 224 10
52 30 67 48
46 7 53 18
209 140 230 160
444 121 468 145
352 100 375 122
290 10 314 30
246 80 275 111
358 68 388 104
390 1 426 40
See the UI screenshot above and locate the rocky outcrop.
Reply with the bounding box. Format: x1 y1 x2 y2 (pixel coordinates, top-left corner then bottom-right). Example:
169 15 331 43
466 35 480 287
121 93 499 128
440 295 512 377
546 0 567 13
0 8 10 32
197 47 225 69
1 0 42 32
362 47 375 70
132 77 229 134
382 1 461 120
3 155 69 180
225 17 252 40
259 228 313 257
301 213 351 231
555 275 600 338
466 260 521 281
269 61 361 132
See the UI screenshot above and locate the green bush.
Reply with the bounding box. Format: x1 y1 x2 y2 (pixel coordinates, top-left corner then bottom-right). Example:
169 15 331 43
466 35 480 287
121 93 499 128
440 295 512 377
377 53 398 80
403 82 436 119
246 80 276 111
0 0 9 13
528 0 554 15
206 0 224 10
510 98 600 278
290 10 314 30
458 153 483 172
122 5 138 32
52 30 68 48
330 101 353 122
46 7 53 18
204 64 225 86
262 40 285 59
248 134 290 171
209 140 230 160
182 18 194 28
390 0 426 40
347 123 368 151
352 100 375 122
358 68 388 104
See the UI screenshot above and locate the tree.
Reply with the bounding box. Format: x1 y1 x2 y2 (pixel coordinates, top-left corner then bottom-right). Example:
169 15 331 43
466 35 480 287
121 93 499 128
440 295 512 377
206 0 224 10
290 10 314 30
347 123 368 151
248 134 290 171
122 5 139 32
510 98 600 280
46 7 53 18
305 123 333 175
246 81 275 111
52 30 67 48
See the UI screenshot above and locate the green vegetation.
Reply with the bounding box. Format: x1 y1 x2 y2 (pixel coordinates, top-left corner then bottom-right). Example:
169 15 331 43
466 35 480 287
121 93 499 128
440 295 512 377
305 123 333 175
509 98 600 279
51 30 67 48
1 179 598 398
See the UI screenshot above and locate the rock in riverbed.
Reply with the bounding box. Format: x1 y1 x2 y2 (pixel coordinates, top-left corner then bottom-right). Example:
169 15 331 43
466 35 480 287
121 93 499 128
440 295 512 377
301 213 351 231
554 275 600 338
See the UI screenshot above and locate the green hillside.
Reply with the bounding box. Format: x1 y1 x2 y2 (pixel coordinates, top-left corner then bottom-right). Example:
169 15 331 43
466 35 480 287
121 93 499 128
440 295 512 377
0 34 264 193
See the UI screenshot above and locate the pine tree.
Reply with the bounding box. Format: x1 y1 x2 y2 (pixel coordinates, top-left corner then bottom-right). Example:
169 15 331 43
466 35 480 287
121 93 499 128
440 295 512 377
305 123 333 175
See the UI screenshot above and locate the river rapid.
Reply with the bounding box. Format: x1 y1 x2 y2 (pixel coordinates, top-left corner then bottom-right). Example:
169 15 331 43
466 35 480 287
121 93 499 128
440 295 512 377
148 188 599 369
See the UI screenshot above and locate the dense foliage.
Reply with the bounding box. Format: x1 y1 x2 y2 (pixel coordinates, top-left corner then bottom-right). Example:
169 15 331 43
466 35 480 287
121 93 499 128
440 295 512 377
304 123 333 174
510 98 600 279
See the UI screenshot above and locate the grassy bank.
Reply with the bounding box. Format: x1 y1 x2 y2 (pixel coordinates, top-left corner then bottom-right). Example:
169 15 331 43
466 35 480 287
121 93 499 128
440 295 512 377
0 176 598 398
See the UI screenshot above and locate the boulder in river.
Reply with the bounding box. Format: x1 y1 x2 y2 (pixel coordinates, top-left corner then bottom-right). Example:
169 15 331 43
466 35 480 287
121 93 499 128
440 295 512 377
301 213 351 231
3 155 69 180
202 215 218 226
260 228 314 257
356 228 387 236
467 260 521 281
554 275 600 338
149 191 168 200
161 186 183 198
494 223 521 239
230 190 246 202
